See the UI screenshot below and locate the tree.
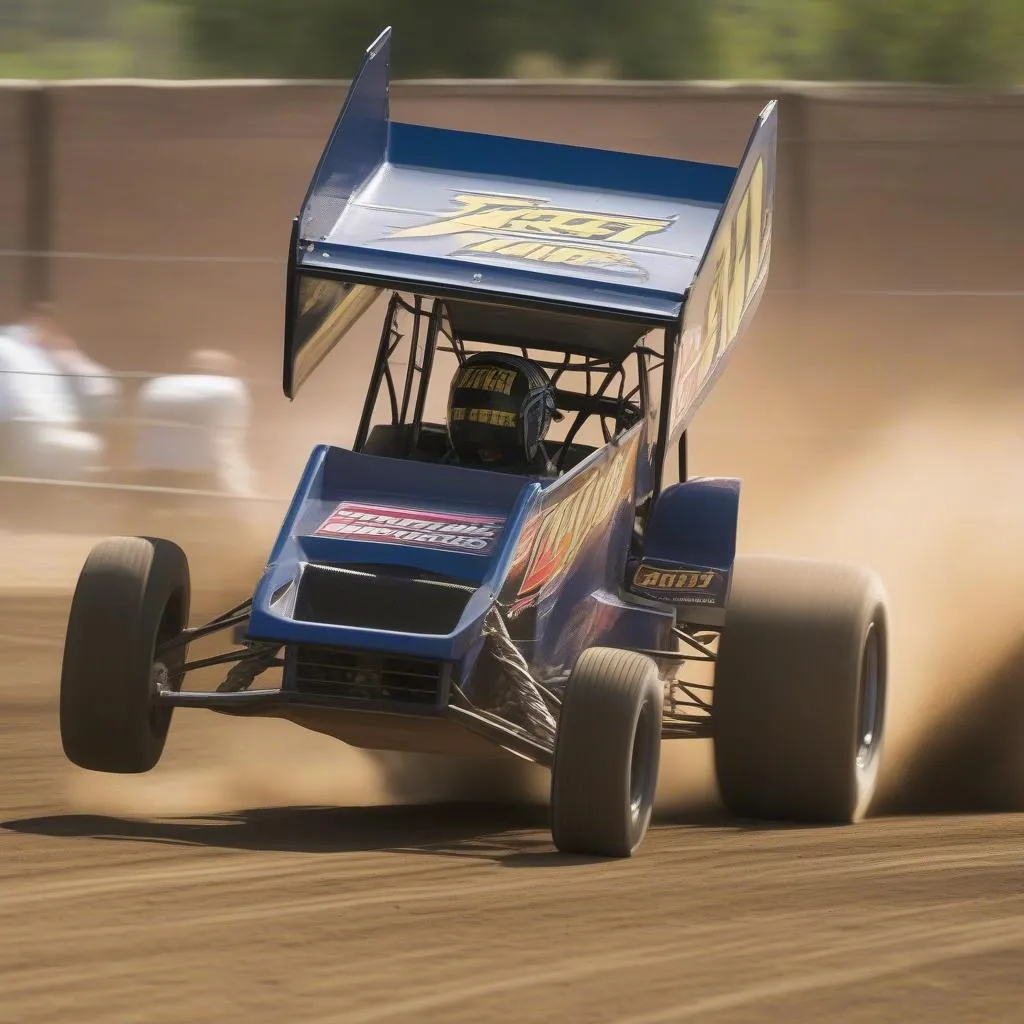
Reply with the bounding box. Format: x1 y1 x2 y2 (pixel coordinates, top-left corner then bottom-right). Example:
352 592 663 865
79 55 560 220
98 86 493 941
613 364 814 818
713 0 835 80
510 0 717 79
172 0 718 80
829 0 1024 85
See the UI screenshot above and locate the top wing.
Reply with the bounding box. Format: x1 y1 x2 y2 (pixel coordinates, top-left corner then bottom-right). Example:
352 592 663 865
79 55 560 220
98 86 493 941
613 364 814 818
283 26 741 397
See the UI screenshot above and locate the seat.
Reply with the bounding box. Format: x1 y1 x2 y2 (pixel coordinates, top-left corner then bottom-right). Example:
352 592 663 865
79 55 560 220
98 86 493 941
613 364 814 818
359 423 449 462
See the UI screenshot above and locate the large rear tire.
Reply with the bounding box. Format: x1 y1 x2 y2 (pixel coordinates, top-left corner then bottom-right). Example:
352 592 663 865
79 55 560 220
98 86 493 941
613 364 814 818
712 554 887 823
59 536 191 773
551 647 663 857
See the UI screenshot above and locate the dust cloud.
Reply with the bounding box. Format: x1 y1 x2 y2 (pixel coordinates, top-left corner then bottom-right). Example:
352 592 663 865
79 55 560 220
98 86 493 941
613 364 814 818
57 391 1023 823
36 312 1022 824
64 716 393 818
696 392 1024 814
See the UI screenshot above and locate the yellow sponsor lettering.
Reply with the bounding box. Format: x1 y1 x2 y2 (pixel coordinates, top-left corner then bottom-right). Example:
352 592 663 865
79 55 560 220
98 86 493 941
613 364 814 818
454 366 517 396
555 489 589 560
671 155 769 432
466 238 552 260
503 208 668 245
726 156 765 343
462 237 635 270
545 247 587 265
542 246 630 268
450 406 516 428
595 460 621 523
699 250 727 383
521 501 572 595
746 157 765 299
516 443 634 598
634 566 660 588
395 195 536 238
393 193 672 248
634 566 717 591
726 187 750 342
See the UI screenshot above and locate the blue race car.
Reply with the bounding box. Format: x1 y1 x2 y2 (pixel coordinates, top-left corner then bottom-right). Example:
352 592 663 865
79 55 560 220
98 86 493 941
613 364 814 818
58 28 888 858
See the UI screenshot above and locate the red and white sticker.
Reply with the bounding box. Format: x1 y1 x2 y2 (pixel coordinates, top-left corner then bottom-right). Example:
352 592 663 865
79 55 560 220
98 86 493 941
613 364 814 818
314 501 505 555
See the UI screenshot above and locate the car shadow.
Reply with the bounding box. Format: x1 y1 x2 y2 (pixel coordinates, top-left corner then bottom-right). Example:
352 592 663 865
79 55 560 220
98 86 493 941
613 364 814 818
1 800 811 867
0 803 549 861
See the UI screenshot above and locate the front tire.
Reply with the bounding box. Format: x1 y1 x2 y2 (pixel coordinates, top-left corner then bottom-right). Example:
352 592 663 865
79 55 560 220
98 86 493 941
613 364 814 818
712 554 887 823
551 647 663 857
59 536 191 773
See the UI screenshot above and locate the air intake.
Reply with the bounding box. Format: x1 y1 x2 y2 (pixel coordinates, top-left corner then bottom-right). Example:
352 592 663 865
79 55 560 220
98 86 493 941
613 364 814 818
289 645 446 709
294 563 474 636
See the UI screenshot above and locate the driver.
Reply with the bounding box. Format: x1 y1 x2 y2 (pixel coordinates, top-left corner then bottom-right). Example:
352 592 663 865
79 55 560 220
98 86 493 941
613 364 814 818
446 352 558 476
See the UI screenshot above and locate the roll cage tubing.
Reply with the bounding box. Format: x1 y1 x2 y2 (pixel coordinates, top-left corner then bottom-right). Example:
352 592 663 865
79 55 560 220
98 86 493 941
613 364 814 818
658 320 687 489
350 291 677 481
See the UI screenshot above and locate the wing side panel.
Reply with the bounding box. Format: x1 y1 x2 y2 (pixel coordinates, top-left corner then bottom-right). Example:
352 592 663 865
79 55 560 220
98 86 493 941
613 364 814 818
299 27 391 242
284 28 392 397
665 101 780 445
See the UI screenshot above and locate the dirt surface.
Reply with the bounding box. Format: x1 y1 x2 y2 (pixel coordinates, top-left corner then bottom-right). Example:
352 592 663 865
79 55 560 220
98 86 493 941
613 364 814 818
1 591 1023 1023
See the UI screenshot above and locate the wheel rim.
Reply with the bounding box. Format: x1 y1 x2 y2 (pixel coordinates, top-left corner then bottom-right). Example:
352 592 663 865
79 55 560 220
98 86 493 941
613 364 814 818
856 622 882 771
148 593 186 734
629 701 654 819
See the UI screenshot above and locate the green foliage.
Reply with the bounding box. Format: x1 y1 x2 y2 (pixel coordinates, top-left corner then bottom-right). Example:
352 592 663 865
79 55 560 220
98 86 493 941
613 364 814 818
171 0 717 80
830 0 1024 84
716 0 1024 84
0 0 188 78
0 0 1022 83
714 0 836 80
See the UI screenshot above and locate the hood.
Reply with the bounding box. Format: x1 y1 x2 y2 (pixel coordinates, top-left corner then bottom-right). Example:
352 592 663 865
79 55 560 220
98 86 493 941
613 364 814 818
245 444 543 660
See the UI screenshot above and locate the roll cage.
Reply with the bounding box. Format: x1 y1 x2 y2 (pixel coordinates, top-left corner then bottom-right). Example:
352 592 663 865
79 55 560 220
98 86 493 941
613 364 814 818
351 290 668 476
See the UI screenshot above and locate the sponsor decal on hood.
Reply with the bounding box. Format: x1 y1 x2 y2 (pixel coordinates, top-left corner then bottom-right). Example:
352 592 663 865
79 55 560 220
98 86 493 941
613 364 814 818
314 502 506 555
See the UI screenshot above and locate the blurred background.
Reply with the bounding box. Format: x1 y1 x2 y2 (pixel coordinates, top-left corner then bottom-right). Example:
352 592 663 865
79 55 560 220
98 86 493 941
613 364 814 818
0 0 1022 815
3 0 1024 81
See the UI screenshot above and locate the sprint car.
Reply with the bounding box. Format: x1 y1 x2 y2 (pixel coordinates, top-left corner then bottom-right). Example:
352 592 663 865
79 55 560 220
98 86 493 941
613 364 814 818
58 28 888 857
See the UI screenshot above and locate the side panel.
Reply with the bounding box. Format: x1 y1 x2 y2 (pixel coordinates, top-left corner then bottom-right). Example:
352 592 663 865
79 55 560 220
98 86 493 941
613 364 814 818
496 424 672 679
283 272 382 399
629 477 741 612
283 27 391 398
299 27 391 242
665 101 779 449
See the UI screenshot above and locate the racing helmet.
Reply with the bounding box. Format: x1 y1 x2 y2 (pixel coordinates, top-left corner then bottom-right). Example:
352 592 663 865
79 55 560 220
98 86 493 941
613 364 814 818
446 352 557 466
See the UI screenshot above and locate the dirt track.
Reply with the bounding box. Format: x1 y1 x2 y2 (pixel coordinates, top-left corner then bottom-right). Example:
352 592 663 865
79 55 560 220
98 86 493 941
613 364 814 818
2 593 1023 1023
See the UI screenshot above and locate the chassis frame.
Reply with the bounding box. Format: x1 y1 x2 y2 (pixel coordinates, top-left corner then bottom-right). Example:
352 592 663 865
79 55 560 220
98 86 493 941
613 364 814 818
148 285 719 764
152 595 718 769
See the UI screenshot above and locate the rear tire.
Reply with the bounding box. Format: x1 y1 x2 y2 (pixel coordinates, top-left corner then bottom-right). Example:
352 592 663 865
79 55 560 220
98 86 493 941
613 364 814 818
551 647 663 857
59 536 191 773
713 554 887 823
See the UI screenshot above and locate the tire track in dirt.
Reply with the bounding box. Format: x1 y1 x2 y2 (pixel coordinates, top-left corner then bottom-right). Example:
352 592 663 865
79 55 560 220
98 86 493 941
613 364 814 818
1 421 1022 1024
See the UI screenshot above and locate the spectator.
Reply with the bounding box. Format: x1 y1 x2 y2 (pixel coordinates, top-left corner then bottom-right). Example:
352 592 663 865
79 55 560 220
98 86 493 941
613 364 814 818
133 349 255 497
0 307 104 481
25 301 122 429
